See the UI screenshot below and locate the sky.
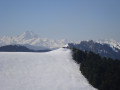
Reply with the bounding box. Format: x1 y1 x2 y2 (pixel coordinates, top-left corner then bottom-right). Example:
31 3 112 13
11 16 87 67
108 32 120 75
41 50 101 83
0 0 120 41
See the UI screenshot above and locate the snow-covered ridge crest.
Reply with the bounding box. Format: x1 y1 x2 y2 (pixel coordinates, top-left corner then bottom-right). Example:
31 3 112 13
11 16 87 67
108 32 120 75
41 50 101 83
0 48 96 90
96 39 120 50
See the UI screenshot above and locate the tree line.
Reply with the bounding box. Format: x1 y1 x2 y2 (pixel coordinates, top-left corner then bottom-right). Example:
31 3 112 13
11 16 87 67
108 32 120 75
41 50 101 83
72 48 120 90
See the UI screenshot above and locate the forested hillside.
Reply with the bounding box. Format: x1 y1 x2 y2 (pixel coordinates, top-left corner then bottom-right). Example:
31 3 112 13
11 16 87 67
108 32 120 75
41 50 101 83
72 48 120 90
0 45 50 52
68 40 120 60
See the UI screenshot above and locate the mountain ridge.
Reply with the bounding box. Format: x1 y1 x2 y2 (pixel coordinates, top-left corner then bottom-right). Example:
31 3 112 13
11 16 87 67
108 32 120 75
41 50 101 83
0 31 69 49
0 31 120 53
0 45 51 52
68 40 120 60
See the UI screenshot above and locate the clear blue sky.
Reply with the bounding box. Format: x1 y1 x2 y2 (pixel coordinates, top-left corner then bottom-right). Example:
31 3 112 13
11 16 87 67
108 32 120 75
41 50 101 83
0 0 120 41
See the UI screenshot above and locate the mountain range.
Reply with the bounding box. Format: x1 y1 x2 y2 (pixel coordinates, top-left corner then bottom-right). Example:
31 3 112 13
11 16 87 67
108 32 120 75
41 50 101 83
0 31 120 50
0 31 70 50
0 31 120 60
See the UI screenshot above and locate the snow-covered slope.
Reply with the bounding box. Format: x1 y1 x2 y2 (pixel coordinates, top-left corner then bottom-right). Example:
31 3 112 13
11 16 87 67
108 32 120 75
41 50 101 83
0 31 69 49
97 39 120 50
0 48 96 90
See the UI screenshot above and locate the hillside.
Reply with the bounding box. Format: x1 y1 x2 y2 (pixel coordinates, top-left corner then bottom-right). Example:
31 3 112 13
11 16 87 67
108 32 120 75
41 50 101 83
0 48 96 90
72 48 120 90
0 45 50 52
68 40 120 60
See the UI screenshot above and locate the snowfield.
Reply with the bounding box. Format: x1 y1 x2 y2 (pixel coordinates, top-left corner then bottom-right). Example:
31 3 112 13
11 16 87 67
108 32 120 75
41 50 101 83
0 48 96 90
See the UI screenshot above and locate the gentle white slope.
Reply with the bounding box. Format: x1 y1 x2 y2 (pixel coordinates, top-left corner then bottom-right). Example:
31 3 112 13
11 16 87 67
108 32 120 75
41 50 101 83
0 48 96 90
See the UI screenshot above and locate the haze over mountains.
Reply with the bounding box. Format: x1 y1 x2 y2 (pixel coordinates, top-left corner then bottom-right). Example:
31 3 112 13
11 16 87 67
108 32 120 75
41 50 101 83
0 31 70 49
0 31 120 50
0 31 120 60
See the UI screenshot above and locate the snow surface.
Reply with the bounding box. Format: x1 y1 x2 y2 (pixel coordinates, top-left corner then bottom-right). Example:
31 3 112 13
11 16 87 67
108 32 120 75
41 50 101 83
0 48 96 90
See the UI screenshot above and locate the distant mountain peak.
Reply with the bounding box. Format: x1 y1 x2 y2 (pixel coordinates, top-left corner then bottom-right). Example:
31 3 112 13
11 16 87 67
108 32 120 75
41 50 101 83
18 31 38 40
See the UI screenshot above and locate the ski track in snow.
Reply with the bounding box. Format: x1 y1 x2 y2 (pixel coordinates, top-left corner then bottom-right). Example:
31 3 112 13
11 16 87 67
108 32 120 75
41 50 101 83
0 48 96 90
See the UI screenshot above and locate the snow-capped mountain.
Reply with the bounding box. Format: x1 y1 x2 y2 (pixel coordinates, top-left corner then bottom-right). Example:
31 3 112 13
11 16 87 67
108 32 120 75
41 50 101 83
0 31 70 49
68 40 120 60
17 31 38 40
97 39 120 50
0 31 120 52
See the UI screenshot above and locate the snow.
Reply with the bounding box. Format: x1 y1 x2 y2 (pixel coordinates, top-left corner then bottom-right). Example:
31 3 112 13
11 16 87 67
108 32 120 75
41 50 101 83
0 31 70 49
96 39 120 50
0 48 96 90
